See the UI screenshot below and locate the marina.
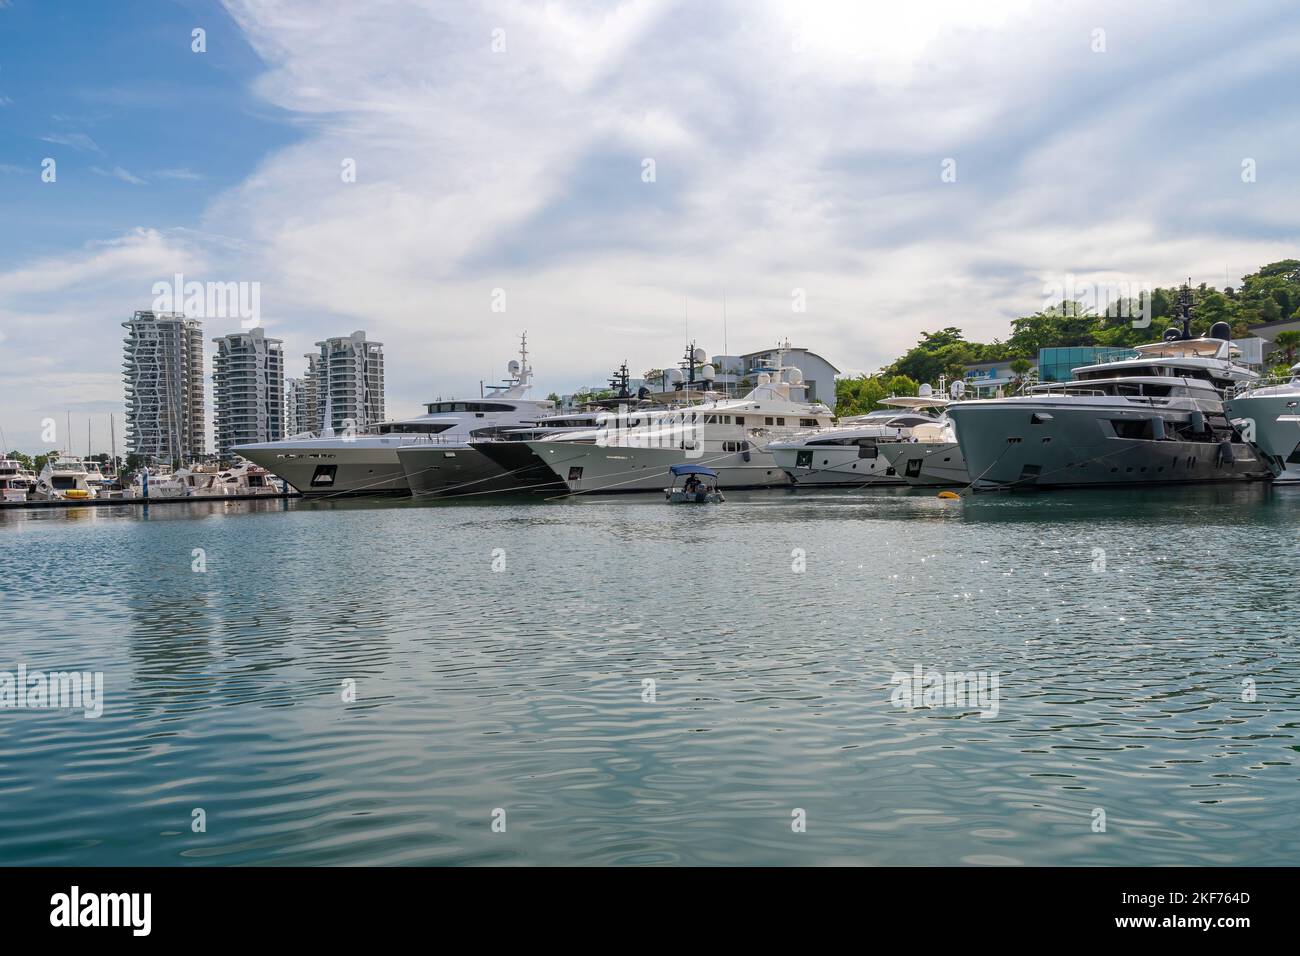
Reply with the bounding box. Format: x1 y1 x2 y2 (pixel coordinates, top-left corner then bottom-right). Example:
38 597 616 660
2 484 1297 866
4 0 1299 905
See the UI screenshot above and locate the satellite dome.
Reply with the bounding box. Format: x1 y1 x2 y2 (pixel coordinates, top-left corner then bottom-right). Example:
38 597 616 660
508 360 520 375
757 372 771 385
692 347 707 363
786 367 803 385
665 368 684 384
701 364 716 380
950 380 966 399
1208 321 1232 341
919 383 933 397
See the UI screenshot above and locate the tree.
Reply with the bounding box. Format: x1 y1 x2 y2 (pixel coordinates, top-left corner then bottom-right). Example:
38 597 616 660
834 374 918 417
5 450 33 471
1270 330 1300 366
1009 357 1032 388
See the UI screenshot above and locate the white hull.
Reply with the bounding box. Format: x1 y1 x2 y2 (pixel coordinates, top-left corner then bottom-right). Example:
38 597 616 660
1225 392 1300 483
526 440 791 493
770 444 906 486
877 442 969 486
236 438 413 496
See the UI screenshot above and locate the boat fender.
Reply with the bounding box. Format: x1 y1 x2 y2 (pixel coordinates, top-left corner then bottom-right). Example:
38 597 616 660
1150 416 1166 441
1217 440 1234 464
937 490 960 500
1189 410 1206 433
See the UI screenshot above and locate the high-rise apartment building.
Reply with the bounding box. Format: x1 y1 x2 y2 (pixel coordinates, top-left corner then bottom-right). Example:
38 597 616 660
313 331 384 433
121 310 205 462
212 327 285 457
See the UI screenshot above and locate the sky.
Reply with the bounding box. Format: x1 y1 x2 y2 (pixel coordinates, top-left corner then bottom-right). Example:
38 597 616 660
1 0 1299 454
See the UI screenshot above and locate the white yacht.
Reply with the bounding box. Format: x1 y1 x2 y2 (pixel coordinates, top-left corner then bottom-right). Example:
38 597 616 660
768 395 950 487
0 458 37 502
129 466 190 498
33 453 99 500
398 363 645 498
524 342 837 494
875 389 971 488
948 296 1266 491
399 408 617 498
1225 362 1300 483
236 334 554 497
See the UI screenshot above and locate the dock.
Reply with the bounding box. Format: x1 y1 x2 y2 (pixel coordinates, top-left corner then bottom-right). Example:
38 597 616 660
0 492 301 510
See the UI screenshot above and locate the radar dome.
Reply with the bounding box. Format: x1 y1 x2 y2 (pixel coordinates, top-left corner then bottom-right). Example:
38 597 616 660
757 372 771 385
1208 321 1232 341
950 380 966 399
508 360 520 375
701 364 716 380
919 383 933 397
665 368 684 384
692 347 708 363
1162 327 1182 342
786 367 803 385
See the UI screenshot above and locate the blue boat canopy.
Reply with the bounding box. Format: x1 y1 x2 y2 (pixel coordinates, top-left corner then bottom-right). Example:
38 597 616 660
669 464 718 477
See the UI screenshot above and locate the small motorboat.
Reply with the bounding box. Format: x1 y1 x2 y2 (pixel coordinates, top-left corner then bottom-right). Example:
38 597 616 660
665 464 725 503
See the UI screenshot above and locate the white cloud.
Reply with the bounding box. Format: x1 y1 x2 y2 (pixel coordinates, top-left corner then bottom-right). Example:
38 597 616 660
91 165 148 185
3 0 1299 451
39 131 101 153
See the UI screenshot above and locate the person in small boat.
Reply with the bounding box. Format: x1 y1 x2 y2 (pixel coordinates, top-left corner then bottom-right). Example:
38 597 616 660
683 475 701 494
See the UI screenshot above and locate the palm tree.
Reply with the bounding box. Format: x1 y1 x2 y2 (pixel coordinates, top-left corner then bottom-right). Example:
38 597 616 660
1009 358 1032 390
1270 330 1300 366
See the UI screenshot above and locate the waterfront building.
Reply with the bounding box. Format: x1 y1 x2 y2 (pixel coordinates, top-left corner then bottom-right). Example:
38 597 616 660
649 345 839 403
313 331 385 433
212 327 285 457
1035 347 1131 384
121 310 206 462
962 358 1037 397
285 376 312 436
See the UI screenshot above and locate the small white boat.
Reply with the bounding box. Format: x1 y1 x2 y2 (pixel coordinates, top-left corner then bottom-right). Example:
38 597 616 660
33 453 99 500
665 464 725 503
0 458 37 502
130 467 190 498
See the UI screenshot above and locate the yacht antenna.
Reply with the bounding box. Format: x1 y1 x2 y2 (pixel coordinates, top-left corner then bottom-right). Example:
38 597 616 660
722 294 728 357
1177 280 1194 340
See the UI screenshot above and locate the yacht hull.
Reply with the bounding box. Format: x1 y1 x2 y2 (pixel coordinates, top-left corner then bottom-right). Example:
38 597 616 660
949 401 1267 490
234 439 412 496
396 444 524 498
770 445 906 486
1225 394 1300 482
526 440 791 493
876 442 969 486
471 441 568 492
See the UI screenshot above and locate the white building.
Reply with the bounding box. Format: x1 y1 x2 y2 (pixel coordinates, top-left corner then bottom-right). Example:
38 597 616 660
313 331 385 432
285 375 314 436
708 346 840 403
121 310 206 462
212 327 285 457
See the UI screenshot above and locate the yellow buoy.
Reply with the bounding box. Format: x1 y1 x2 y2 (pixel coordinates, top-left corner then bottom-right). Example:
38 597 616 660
936 491 960 500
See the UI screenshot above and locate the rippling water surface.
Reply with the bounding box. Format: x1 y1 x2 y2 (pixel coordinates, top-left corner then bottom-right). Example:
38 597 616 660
1 484 1297 866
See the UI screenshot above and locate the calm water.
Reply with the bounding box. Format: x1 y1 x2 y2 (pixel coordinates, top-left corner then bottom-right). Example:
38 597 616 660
1 484 1297 866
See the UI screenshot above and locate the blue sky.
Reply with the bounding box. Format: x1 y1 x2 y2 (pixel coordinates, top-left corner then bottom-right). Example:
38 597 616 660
2 0 1299 453
0 0 295 260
